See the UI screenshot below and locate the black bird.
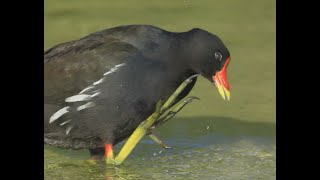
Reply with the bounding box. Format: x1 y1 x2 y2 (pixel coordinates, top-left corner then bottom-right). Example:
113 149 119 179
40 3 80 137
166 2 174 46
44 25 231 164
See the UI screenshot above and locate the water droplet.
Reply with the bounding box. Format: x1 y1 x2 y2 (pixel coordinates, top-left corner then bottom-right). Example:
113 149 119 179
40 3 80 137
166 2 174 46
206 125 210 130
153 153 157 156
159 150 163 154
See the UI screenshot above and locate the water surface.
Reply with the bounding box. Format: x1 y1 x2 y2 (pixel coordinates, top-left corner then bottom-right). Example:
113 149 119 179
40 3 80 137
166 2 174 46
44 116 275 180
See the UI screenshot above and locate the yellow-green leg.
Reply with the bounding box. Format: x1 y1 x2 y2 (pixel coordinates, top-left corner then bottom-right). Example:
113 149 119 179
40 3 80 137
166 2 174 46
111 101 162 165
106 74 199 165
160 74 199 114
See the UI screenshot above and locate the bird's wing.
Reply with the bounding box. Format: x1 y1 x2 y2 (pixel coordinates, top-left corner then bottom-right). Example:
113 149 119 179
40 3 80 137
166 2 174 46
45 53 165 143
44 32 140 105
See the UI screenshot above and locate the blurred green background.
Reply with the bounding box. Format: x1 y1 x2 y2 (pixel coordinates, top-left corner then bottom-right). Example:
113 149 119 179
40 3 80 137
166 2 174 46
45 0 276 124
45 0 276 179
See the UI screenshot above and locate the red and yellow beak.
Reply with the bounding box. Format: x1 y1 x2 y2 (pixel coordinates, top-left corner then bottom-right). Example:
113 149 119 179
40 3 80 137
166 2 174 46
213 57 231 100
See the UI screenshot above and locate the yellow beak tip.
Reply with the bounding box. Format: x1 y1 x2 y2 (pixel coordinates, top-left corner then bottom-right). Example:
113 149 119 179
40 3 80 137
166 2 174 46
215 83 230 101
225 91 231 101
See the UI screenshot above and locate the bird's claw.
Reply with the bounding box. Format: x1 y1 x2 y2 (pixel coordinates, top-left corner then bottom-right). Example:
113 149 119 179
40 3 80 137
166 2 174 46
149 134 172 149
186 74 200 83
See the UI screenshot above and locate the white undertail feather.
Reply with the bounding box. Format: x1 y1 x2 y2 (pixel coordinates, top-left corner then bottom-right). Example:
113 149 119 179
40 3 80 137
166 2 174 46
49 106 70 123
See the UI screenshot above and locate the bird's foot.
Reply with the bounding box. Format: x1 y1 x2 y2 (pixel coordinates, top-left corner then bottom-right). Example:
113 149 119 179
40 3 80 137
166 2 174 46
155 96 200 128
146 96 199 149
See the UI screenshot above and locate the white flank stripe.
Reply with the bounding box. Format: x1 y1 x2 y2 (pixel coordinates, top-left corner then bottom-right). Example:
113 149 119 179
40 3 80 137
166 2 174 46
93 78 104 85
65 94 91 102
65 63 126 103
79 86 94 94
103 71 113 76
77 102 95 111
49 106 70 123
66 126 73 135
103 63 126 76
103 69 116 76
90 92 101 98
60 120 71 126
115 63 126 68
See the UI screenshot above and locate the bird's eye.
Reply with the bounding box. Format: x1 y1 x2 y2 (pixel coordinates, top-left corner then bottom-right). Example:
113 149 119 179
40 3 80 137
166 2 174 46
214 51 222 61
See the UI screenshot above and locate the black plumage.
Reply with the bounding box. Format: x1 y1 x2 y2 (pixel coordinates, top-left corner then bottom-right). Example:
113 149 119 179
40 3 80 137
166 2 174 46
44 25 230 155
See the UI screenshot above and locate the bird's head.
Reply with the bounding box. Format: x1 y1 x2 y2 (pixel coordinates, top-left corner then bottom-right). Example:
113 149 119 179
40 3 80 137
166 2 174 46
185 28 231 100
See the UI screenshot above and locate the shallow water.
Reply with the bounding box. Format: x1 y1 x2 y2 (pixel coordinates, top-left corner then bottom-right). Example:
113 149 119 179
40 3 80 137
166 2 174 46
44 116 276 180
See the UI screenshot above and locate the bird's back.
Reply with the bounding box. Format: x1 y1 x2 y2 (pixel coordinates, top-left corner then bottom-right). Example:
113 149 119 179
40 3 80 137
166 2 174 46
45 25 165 103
